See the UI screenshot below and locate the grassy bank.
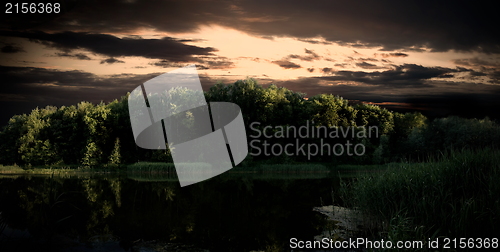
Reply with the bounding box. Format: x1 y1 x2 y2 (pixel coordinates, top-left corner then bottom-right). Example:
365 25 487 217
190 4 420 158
0 164 25 173
0 163 124 175
127 162 177 173
1 161 387 177
341 148 500 243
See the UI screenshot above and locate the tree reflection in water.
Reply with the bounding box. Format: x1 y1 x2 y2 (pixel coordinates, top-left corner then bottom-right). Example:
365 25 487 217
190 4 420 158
0 173 337 251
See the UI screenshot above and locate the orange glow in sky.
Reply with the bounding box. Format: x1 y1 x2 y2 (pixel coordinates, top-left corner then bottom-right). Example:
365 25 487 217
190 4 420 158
1 24 491 86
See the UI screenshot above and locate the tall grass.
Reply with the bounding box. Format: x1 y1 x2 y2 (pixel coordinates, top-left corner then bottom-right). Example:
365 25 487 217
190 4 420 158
336 164 387 171
342 148 500 240
260 164 329 173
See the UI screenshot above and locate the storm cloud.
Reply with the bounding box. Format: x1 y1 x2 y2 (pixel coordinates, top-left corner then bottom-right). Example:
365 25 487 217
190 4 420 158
2 0 498 54
1 44 25 53
0 30 217 62
272 60 302 69
319 64 468 87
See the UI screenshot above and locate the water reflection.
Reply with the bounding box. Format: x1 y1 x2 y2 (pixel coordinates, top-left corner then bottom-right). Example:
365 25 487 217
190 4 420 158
0 172 339 251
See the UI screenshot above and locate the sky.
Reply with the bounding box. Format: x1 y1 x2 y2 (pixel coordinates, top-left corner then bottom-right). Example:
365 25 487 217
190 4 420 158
1 0 499 125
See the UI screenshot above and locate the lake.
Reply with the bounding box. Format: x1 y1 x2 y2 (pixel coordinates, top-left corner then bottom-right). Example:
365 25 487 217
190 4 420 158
0 170 349 252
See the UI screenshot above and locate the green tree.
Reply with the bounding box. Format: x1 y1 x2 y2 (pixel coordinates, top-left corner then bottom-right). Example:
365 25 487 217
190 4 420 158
354 103 394 135
108 138 121 166
82 141 101 167
0 114 28 164
17 107 59 166
309 94 357 127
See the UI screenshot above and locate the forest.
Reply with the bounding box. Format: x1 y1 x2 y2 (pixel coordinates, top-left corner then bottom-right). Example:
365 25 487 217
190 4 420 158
1 78 499 168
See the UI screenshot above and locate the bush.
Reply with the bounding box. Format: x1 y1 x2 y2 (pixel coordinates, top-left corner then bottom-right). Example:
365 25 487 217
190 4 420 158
406 117 500 160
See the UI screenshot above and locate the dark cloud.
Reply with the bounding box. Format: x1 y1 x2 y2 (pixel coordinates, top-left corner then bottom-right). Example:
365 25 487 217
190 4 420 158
259 36 275 40
55 52 92 60
319 64 467 87
304 49 315 54
16 60 47 65
307 68 314 73
271 60 301 69
100 57 125 64
0 30 217 62
453 57 500 84
237 57 261 62
237 1 497 53
355 62 384 69
377 52 409 58
296 38 334 45
1 44 25 53
469 71 488 77
1 0 222 33
152 56 234 70
286 49 321 62
321 67 333 73
359 58 378 62
453 57 499 69
0 65 144 90
2 0 496 53
196 56 235 69
490 71 500 84
0 64 225 102
151 61 191 68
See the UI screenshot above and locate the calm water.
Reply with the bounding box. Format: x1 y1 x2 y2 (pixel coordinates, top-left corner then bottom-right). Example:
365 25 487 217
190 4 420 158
0 171 343 251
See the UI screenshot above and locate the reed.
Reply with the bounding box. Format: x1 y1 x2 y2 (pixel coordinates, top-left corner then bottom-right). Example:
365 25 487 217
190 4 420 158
342 148 500 240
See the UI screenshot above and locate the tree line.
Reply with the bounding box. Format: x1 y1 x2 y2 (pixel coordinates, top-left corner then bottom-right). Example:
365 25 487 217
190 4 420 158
1 78 498 167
